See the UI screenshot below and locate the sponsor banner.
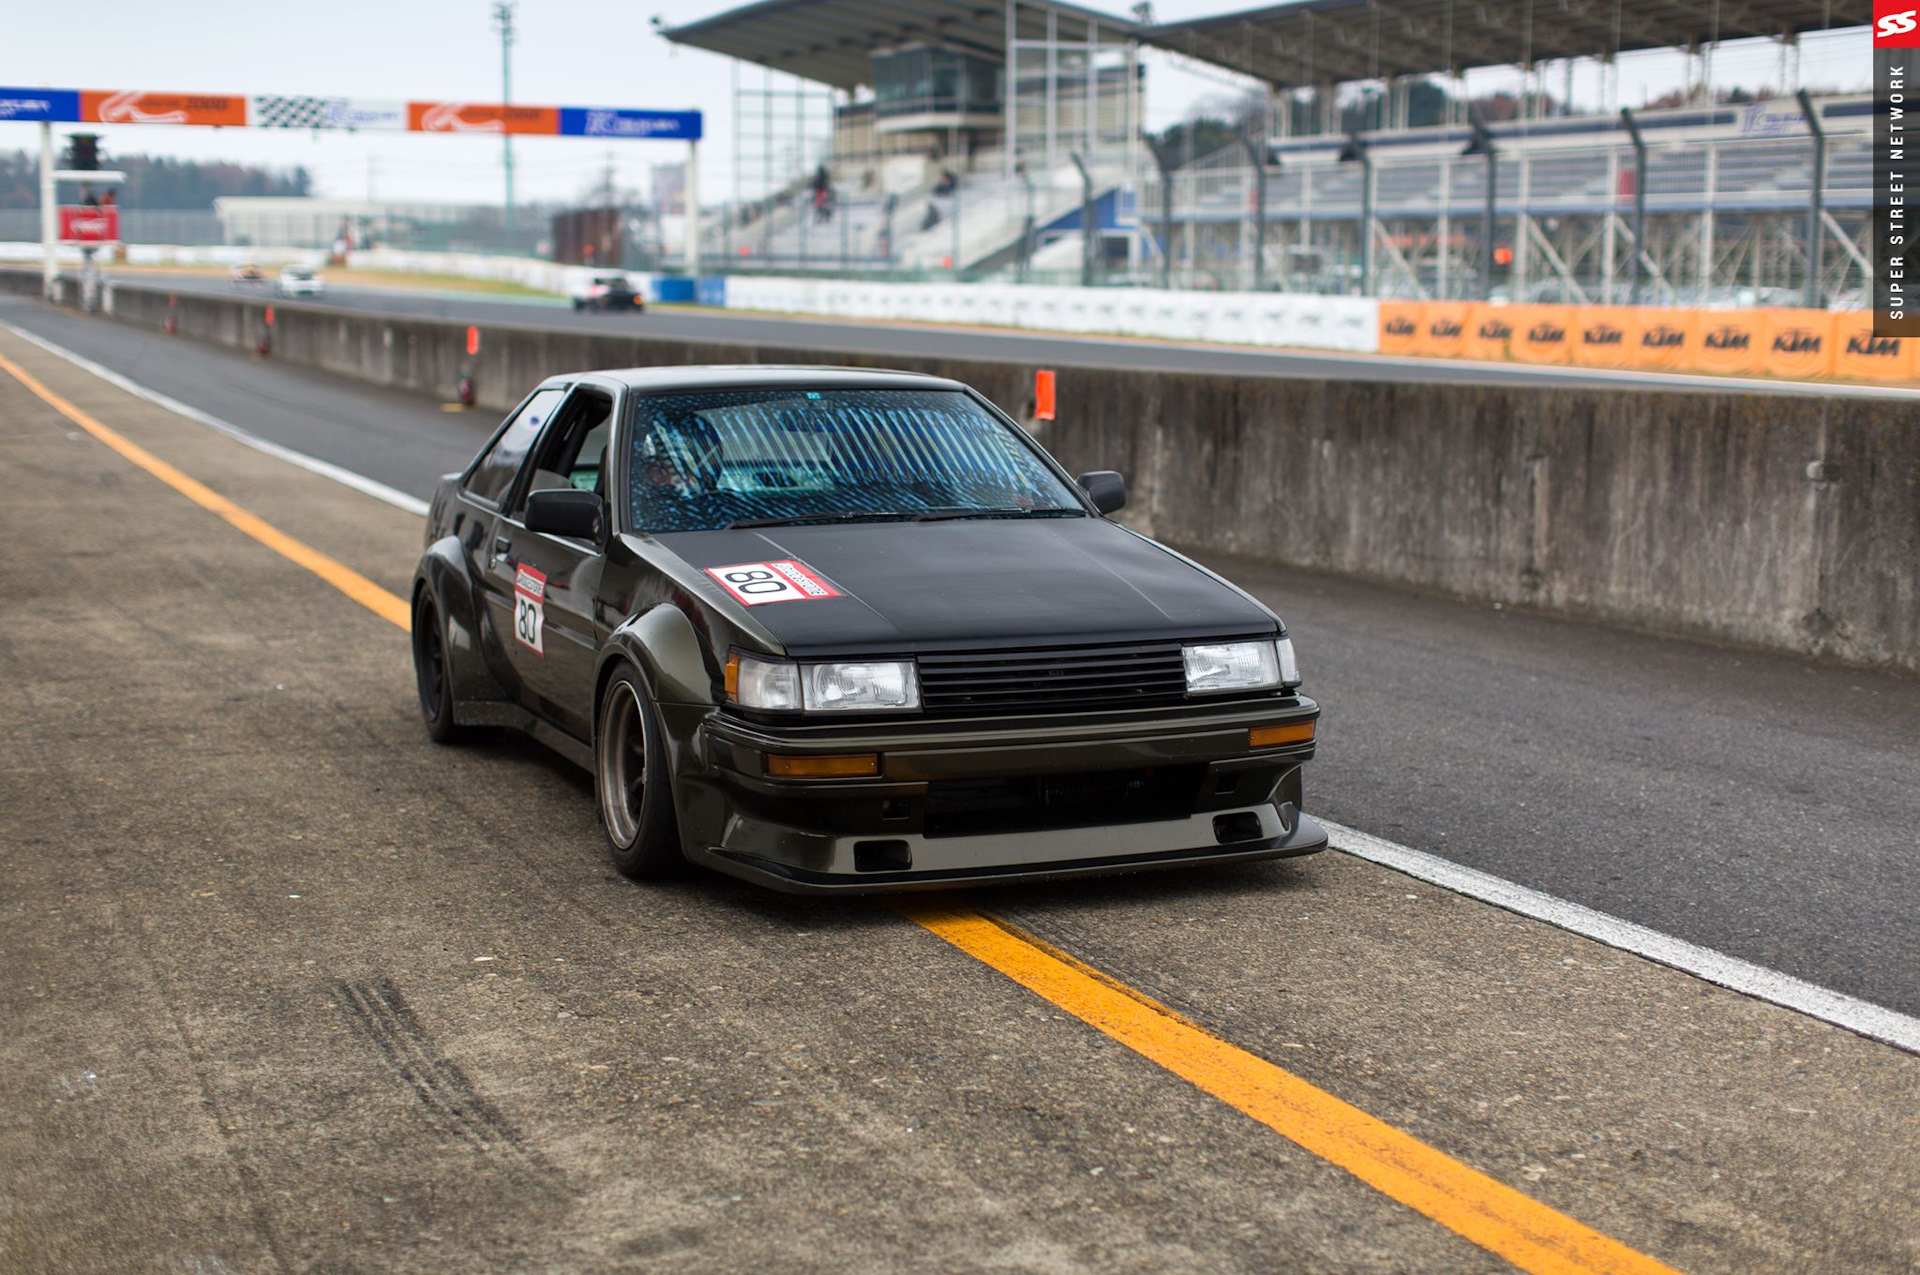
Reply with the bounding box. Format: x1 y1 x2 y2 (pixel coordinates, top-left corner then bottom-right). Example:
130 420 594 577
250 95 407 131
0 87 80 122
1624 309 1698 371
1415 302 1472 359
1875 5 1920 333
1832 310 1917 379
1761 309 1838 379
1694 311 1769 376
408 101 560 134
1460 305 1516 361
1508 305 1573 364
58 206 118 243
559 107 701 141
1570 306 1635 369
1377 301 1422 356
82 90 247 126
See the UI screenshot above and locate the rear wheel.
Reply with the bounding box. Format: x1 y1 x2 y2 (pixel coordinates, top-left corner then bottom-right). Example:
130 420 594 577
597 667 683 878
412 594 464 743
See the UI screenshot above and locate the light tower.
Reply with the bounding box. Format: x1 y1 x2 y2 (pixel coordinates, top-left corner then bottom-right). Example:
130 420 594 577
492 0 517 248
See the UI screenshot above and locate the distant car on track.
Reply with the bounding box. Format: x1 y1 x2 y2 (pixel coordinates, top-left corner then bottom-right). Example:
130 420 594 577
572 273 644 313
275 266 324 298
228 263 266 287
411 366 1325 892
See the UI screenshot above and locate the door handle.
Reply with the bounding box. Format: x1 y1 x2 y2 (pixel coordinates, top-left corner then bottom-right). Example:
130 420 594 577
492 535 511 563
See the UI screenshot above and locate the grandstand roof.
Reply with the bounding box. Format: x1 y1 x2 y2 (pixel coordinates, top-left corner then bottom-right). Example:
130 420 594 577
1138 0 1872 87
663 0 1139 91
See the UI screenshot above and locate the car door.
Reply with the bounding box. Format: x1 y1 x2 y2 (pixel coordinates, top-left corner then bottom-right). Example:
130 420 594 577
453 384 570 694
481 383 617 741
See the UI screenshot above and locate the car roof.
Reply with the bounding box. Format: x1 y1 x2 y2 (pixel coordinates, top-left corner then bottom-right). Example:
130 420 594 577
545 365 964 394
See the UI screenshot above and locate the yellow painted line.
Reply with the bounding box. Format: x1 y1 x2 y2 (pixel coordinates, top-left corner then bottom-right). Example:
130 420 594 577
897 903 1683 1275
0 348 411 632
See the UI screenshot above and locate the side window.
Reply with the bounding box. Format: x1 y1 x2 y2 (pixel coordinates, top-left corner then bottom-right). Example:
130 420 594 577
465 388 567 506
514 389 615 518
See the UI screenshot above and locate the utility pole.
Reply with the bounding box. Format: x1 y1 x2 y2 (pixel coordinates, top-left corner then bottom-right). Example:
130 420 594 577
492 0 516 250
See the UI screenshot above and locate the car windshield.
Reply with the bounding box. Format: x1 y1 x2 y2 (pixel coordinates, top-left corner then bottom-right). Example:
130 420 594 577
626 387 1086 532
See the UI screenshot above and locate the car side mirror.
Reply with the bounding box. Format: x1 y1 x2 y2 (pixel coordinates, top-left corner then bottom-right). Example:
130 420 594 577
1076 470 1126 515
525 488 606 546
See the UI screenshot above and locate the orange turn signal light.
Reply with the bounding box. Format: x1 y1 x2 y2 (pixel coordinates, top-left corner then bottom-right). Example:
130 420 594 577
766 752 880 779
1249 721 1316 748
724 654 740 697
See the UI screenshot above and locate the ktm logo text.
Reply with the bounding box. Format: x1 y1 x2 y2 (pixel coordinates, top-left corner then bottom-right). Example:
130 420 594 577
1773 330 1822 354
1846 334 1902 357
1878 8 1918 36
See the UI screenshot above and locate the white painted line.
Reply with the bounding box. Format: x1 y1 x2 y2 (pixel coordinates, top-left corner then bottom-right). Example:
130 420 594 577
1 320 431 517
1322 818 1920 1056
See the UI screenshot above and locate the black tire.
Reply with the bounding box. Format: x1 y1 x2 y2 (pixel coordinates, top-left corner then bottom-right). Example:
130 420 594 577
596 666 683 878
412 593 465 743
573 299 585 311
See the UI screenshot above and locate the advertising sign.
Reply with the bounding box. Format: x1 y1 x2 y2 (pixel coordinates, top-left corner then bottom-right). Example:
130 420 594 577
1623 309 1697 371
1507 306 1573 364
1460 306 1516 361
1761 310 1837 379
408 102 560 134
1832 310 1916 379
82 90 247 126
249 95 407 131
58 206 119 243
1570 307 1635 368
0 88 80 122
1377 301 1422 356
1693 312 1769 376
560 108 701 141
1873 0 1920 334
1416 303 1472 359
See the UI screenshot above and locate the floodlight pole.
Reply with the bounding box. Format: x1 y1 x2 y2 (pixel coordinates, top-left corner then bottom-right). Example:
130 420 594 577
1798 89 1826 309
1016 162 1036 280
1464 112 1498 301
684 140 701 275
1338 133 1373 297
39 122 55 300
1239 130 1269 292
1619 108 1647 304
1070 152 1096 287
493 1 517 250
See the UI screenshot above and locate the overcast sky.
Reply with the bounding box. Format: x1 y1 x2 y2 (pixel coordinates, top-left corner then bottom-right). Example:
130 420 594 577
4 0 1869 207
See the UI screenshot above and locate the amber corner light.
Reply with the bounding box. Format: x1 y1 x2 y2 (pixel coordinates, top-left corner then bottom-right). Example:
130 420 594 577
1249 721 1316 748
766 753 881 779
724 654 740 697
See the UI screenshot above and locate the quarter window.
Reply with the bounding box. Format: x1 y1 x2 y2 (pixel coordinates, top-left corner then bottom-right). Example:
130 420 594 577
466 388 567 506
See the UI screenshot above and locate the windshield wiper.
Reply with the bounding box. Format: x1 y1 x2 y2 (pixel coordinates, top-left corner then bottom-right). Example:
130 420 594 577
725 510 921 530
914 507 1085 521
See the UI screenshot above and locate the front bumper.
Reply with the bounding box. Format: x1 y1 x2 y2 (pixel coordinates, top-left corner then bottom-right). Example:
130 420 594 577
667 697 1324 894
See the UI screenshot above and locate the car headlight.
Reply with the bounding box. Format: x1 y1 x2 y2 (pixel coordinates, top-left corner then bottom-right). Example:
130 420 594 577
729 654 920 713
1183 639 1283 694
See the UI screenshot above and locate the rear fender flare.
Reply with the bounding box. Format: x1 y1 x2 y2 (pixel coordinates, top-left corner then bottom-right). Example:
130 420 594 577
414 539 507 712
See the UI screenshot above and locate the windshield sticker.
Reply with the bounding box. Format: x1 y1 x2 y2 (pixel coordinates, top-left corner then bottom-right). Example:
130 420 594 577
513 563 547 655
706 560 843 606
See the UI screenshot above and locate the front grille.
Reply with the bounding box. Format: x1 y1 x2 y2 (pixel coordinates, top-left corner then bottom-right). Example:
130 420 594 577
916 640 1191 716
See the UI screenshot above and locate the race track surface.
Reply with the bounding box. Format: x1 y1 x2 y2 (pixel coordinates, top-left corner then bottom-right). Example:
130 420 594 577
2 300 1916 1272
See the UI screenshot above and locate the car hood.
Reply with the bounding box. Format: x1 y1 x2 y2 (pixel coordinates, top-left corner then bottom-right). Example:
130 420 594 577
655 517 1275 655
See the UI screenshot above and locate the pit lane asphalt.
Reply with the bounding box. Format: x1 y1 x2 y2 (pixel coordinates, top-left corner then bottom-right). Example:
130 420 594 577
9 294 1920 1023
3 318 1917 1274
115 271 1920 397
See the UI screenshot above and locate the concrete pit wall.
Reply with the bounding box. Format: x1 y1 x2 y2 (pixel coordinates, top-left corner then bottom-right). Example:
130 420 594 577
8 272 1914 674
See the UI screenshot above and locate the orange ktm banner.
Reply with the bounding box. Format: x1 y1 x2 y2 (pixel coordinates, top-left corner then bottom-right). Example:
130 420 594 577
1761 310 1837 380
1378 302 1423 356
1507 305 1573 364
1570 306 1634 368
1623 308 1698 372
82 89 246 126
408 101 561 134
1416 303 1473 358
1693 311 1768 376
1460 305 1516 361
1830 312 1916 382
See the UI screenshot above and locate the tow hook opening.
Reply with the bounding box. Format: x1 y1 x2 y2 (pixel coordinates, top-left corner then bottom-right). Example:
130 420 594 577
1212 812 1265 844
854 839 913 872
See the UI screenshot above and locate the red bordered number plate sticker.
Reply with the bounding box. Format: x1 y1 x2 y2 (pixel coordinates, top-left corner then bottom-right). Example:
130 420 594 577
705 560 843 606
513 564 547 655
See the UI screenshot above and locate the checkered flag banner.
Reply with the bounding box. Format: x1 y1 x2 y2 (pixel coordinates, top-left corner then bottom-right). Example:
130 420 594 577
249 95 336 129
247 95 407 131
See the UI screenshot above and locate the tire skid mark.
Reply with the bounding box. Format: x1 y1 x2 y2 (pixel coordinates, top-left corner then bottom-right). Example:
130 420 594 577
330 980 555 1182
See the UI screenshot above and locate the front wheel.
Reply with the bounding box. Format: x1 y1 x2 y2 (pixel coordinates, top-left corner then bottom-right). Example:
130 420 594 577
597 667 683 878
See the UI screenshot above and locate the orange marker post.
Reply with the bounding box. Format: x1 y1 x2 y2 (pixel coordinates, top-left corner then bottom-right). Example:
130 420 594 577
1034 369 1056 421
466 325 481 356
